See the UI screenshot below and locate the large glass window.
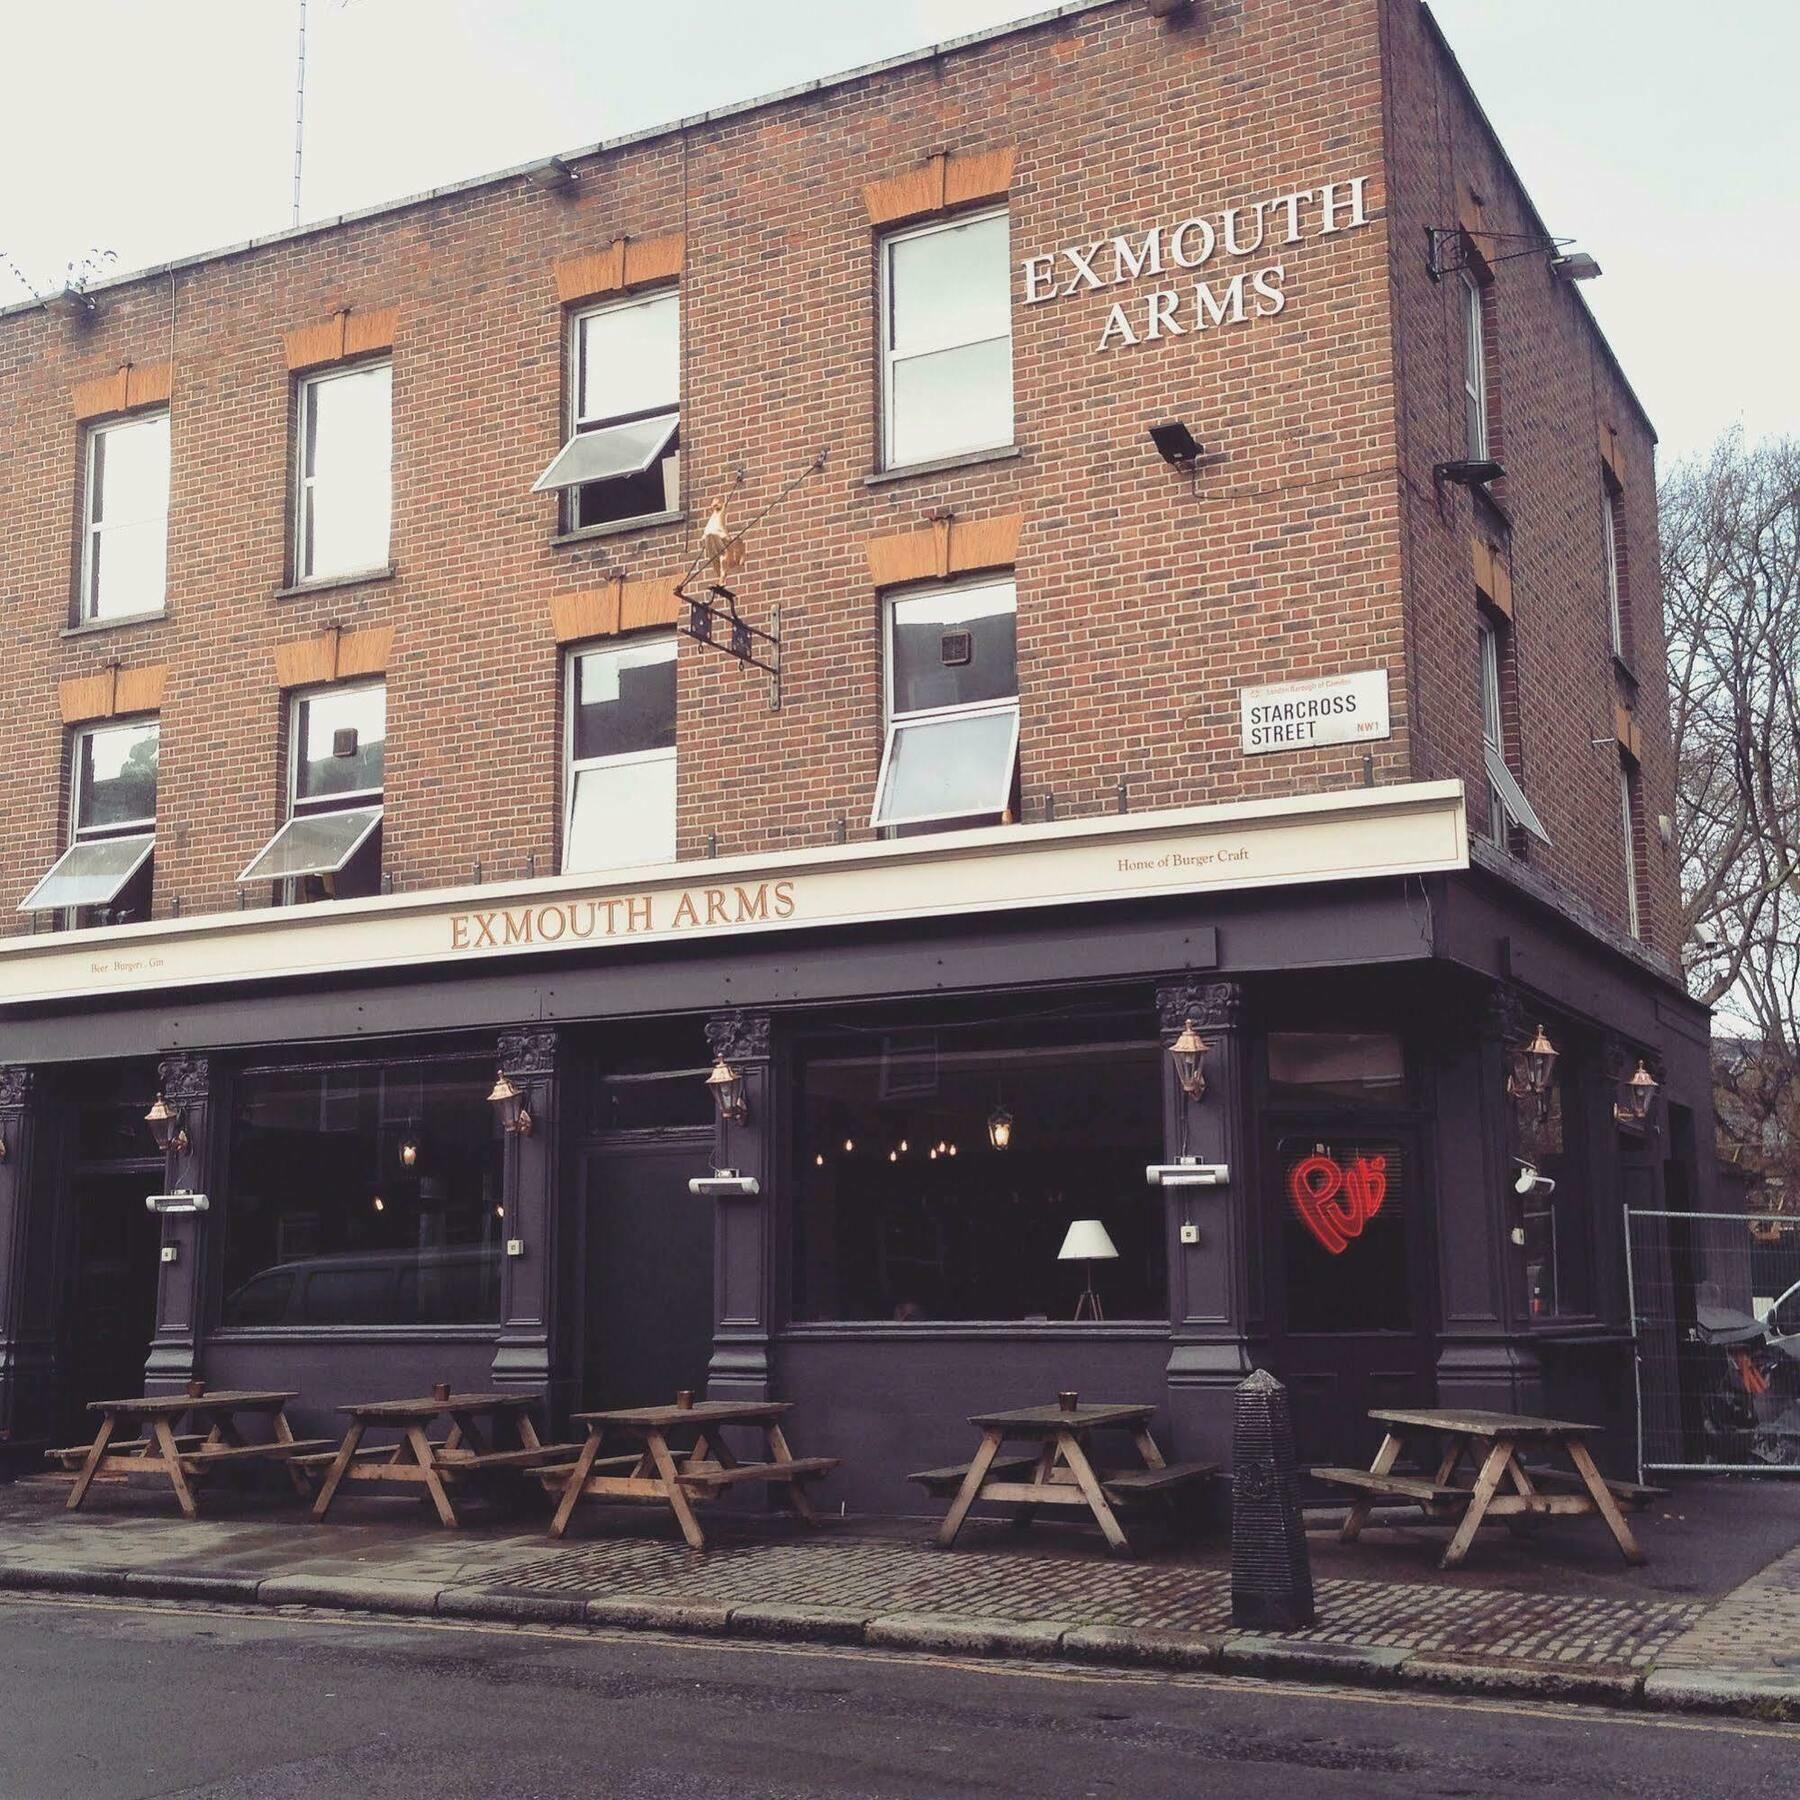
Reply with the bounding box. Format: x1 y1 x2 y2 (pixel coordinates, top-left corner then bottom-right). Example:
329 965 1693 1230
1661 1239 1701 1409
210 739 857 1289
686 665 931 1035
564 636 677 871
793 1014 1165 1323
1461 269 1489 462
882 209 1013 470
238 681 385 899
296 361 392 581
1276 1132 1413 1332
533 290 680 529
1516 1046 1594 1320
221 1056 503 1329
1478 616 1549 847
18 718 159 921
1620 759 1642 939
82 412 169 621
873 579 1018 831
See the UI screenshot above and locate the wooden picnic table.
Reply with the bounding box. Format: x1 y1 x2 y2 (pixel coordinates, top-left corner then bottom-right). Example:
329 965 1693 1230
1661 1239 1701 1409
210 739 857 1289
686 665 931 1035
921 1401 1217 1557
542 1399 838 1550
1315 1407 1657 1570
51 1390 334 1520
309 1391 576 1529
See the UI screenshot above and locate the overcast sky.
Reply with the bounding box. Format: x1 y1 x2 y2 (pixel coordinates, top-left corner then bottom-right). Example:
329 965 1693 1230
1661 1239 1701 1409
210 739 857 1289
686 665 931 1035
1 1 1791 466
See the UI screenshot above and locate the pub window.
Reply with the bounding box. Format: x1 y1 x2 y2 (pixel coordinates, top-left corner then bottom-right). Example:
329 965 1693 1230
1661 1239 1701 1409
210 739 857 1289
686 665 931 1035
295 360 392 582
1267 1033 1407 1105
238 680 385 901
1460 268 1489 462
881 208 1013 470
872 577 1019 832
533 289 679 530
1619 757 1642 939
1478 614 1548 849
563 635 677 872
793 1012 1165 1323
1516 1042 1594 1320
1602 484 1626 661
1277 1133 1413 1333
81 411 170 622
18 717 158 924
220 1055 502 1329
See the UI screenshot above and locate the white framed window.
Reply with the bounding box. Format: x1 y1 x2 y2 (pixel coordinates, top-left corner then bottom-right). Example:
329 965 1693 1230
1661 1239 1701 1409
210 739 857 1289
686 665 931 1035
19 717 159 918
872 578 1019 830
295 361 392 582
532 289 680 530
1477 616 1550 847
239 681 385 898
881 208 1013 471
1602 490 1623 658
1619 761 1642 939
81 411 169 622
1461 269 1488 462
563 636 677 872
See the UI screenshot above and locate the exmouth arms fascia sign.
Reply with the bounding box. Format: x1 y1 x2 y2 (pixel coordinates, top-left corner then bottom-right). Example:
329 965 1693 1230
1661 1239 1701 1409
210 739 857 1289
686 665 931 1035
1020 174 1373 350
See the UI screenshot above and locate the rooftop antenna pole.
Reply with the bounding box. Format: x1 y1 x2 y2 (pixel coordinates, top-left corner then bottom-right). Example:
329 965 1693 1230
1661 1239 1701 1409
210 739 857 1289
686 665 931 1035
292 0 308 228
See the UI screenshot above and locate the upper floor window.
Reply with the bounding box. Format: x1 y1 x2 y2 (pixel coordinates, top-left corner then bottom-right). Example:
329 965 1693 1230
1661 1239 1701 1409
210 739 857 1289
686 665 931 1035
872 578 1019 831
533 290 680 530
1477 615 1549 849
1619 759 1642 939
82 412 169 622
296 361 392 581
1460 269 1488 462
239 681 385 901
881 209 1012 470
564 636 677 872
1602 488 1624 659
19 717 159 922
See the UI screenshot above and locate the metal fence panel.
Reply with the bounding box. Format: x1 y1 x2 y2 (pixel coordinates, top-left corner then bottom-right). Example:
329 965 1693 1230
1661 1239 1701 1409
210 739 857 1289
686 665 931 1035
1625 1207 1800 1476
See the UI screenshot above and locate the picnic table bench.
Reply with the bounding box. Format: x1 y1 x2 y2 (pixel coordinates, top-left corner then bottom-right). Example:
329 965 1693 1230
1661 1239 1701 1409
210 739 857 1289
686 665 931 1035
542 1398 838 1550
51 1391 333 1519
310 1392 577 1529
919 1400 1217 1556
1313 1407 1653 1569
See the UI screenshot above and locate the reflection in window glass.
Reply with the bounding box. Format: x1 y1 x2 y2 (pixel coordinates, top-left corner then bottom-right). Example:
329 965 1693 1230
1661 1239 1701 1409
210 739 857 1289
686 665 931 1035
883 210 1012 469
221 1057 503 1328
1267 1034 1406 1104
295 684 386 802
889 581 1017 715
794 1017 1164 1322
77 720 159 832
564 290 681 529
298 362 392 580
564 638 676 871
874 709 1019 828
84 412 170 621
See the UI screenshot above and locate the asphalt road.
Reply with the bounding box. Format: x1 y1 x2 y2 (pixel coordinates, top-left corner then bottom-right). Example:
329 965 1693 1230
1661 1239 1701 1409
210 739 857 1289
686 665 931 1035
2 1596 1795 1800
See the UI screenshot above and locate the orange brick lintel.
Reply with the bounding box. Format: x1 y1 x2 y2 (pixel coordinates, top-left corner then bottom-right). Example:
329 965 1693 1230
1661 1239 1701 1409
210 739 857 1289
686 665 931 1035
863 147 1016 228
1614 702 1643 764
1471 534 1512 619
273 624 394 690
866 512 1023 588
58 662 170 726
1599 423 1625 489
553 234 685 308
71 361 174 423
283 307 399 373
549 577 681 645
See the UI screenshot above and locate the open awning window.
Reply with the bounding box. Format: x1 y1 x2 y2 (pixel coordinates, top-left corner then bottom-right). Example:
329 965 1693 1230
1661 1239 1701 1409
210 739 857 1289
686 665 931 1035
237 806 383 885
871 703 1020 829
18 833 154 914
1484 744 1551 844
531 412 678 494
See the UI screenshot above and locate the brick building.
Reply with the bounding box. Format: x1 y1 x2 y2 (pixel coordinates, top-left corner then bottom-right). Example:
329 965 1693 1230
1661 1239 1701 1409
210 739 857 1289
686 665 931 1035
0 0 1710 1496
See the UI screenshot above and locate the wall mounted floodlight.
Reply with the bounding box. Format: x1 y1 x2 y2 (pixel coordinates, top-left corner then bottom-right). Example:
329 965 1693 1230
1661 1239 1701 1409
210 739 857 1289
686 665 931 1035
1145 1161 1230 1188
1549 252 1602 282
525 155 577 194
1149 420 1203 468
145 1191 210 1214
1434 458 1506 488
688 1171 761 1198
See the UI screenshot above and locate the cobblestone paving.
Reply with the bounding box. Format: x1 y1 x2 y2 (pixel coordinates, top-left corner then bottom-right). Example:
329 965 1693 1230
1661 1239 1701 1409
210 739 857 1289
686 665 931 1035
488 1532 1705 1667
1653 1545 1800 1673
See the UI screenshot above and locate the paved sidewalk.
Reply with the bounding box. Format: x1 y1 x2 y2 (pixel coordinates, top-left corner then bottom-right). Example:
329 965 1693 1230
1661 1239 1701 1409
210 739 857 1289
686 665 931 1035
2 1474 1795 1719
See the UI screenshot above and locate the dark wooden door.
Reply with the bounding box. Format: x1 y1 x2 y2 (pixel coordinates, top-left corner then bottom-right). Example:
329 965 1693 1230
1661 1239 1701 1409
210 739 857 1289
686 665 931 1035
59 1168 164 1438
581 1133 715 1411
1263 1122 1435 1469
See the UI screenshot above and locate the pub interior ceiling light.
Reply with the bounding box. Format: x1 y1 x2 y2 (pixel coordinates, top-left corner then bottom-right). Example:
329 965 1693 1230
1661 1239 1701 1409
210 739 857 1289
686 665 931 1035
144 1093 190 1156
487 1070 534 1136
987 1103 1014 1150
706 1057 748 1125
400 1135 419 1168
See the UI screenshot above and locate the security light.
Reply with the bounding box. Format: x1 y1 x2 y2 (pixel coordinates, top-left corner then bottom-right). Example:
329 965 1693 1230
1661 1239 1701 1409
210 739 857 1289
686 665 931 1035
1149 420 1203 467
1434 458 1506 487
525 155 577 194
1550 252 1602 282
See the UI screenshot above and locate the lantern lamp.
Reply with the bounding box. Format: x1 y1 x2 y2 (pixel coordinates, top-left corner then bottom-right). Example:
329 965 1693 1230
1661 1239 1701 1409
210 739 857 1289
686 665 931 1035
1507 1023 1559 1102
987 1104 1014 1150
487 1070 534 1136
1168 1018 1211 1101
144 1093 190 1156
1617 1059 1660 1127
705 1057 748 1124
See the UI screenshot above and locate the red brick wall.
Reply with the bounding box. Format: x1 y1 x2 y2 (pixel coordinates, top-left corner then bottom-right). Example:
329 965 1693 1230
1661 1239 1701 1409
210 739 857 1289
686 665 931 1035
0 0 1671 968
1378 0 1679 957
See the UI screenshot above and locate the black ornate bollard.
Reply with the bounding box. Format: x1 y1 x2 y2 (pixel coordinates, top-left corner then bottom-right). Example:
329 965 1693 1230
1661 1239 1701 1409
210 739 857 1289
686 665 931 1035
1230 1368 1315 1630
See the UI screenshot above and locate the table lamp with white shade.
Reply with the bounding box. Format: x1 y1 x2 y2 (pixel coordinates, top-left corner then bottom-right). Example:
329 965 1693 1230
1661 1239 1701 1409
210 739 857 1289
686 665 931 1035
1058 1218 1119 1321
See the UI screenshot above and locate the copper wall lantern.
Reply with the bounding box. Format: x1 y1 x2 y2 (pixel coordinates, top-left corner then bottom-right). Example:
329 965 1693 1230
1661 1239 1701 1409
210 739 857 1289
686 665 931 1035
706 1057 748 1124
487 1070 534 1136
144 1093 190 1155
1168 1018 1211 1101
